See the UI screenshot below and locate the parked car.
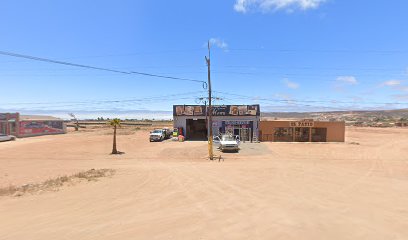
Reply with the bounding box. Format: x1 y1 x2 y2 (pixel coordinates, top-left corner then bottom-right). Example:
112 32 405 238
149 129 165 142
0 134 16 142
213 135 240 152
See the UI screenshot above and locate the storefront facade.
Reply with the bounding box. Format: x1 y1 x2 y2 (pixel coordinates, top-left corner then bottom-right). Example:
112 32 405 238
260 120 345 142
0 113 18 136
0 113 66 137
173 105 260 141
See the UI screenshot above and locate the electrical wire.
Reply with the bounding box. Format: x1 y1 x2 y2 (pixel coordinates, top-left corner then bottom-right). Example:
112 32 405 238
227 48 408 54
0 50 207 86
130 71 206 84
213 91 408 106
2 91 206 106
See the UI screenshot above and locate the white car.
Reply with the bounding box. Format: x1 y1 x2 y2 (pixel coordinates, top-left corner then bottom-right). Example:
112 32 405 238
0 134 16 142
213 135 240 152
149 129 165 142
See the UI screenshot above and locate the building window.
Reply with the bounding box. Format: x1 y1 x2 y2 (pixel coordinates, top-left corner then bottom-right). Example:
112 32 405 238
294 127 310 142
274 128 293 142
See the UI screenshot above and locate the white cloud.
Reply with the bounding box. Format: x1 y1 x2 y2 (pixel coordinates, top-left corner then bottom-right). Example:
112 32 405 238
283 79 299 89
336 76 358 85
234 0 248 12
234 0 326 13
382 80 402 87
208 38 228 50
273 93 292 100
392 94 408 101
381 80 408 94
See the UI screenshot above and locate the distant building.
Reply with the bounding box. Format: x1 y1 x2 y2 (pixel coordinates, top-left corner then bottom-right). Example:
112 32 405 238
259 119 345 142
395 122 408 127
0 113 66 137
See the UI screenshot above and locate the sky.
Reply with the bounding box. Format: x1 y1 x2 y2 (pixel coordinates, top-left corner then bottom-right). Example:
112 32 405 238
0 0 408 119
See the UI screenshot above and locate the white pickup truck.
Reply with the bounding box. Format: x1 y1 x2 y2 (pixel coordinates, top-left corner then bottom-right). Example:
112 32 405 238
213 135 240 152
149 129 165 142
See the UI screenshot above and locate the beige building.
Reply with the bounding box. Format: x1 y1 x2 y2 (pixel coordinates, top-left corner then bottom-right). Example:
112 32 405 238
260 119 345 142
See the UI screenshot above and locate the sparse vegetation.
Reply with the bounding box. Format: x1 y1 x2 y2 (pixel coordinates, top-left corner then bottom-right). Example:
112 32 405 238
0 169 115 197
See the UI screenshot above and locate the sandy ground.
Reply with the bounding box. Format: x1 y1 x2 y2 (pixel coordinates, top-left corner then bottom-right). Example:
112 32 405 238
0 126 408 239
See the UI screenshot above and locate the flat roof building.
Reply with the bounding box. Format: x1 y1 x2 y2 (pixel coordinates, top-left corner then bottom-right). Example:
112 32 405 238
0 113 66 137
173 105 260 141
259 119 345 142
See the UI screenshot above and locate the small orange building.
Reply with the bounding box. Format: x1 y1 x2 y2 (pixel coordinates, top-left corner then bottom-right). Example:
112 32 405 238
259 119 345 142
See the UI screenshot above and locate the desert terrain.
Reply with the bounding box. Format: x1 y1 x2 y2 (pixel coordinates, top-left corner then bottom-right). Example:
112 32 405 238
1 126 408 239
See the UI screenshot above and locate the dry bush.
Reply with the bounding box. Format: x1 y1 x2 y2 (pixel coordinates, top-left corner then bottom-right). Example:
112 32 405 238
0 169 115 197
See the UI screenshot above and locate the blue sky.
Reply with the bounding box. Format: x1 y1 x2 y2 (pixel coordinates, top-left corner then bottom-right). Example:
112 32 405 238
1 0 408 118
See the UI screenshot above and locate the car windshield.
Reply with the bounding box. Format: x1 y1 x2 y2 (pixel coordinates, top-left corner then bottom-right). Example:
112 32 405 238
153 130 162 133
222 135 235 141
0 134 5 136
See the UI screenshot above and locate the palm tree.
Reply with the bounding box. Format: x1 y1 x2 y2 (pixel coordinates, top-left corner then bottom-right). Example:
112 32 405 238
109 118 121 154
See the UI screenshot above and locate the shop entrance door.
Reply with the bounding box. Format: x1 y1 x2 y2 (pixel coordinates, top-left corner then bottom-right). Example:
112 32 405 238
226 127 251 142
239 128 250 142
9 122 16 135
0 123 6 134
294 127 310 142
186 119 207 140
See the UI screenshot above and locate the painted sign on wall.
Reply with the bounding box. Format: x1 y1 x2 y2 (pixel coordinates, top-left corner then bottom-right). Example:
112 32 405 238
0 113 18 121
174 105 260 116
19 121 65 136
289 120 314 127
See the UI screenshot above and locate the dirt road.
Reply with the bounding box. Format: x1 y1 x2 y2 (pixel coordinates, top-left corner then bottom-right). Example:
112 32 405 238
1 127 408 239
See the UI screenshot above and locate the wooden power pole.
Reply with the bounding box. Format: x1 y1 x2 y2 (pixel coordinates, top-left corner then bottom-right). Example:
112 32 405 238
205 41 214 160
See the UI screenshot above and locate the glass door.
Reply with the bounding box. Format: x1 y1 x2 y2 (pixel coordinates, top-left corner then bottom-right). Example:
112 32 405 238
294 127 310 142
239 128 250 142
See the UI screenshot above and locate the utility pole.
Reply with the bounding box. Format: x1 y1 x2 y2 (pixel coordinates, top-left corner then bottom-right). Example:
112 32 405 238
204 100 209 141
205 41 214 160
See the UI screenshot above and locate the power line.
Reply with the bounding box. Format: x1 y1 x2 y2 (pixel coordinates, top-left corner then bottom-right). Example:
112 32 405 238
0 50 207 85
227 48 408 54
0 49 204 64
2 91 205 106
4 97 201 111
213 91 408 106
219 96 408 112
129 71 205 84
0 51 130 74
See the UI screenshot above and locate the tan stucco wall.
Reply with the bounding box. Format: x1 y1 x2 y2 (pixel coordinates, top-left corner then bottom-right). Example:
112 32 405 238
313 121 345 142
259 120 345 142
